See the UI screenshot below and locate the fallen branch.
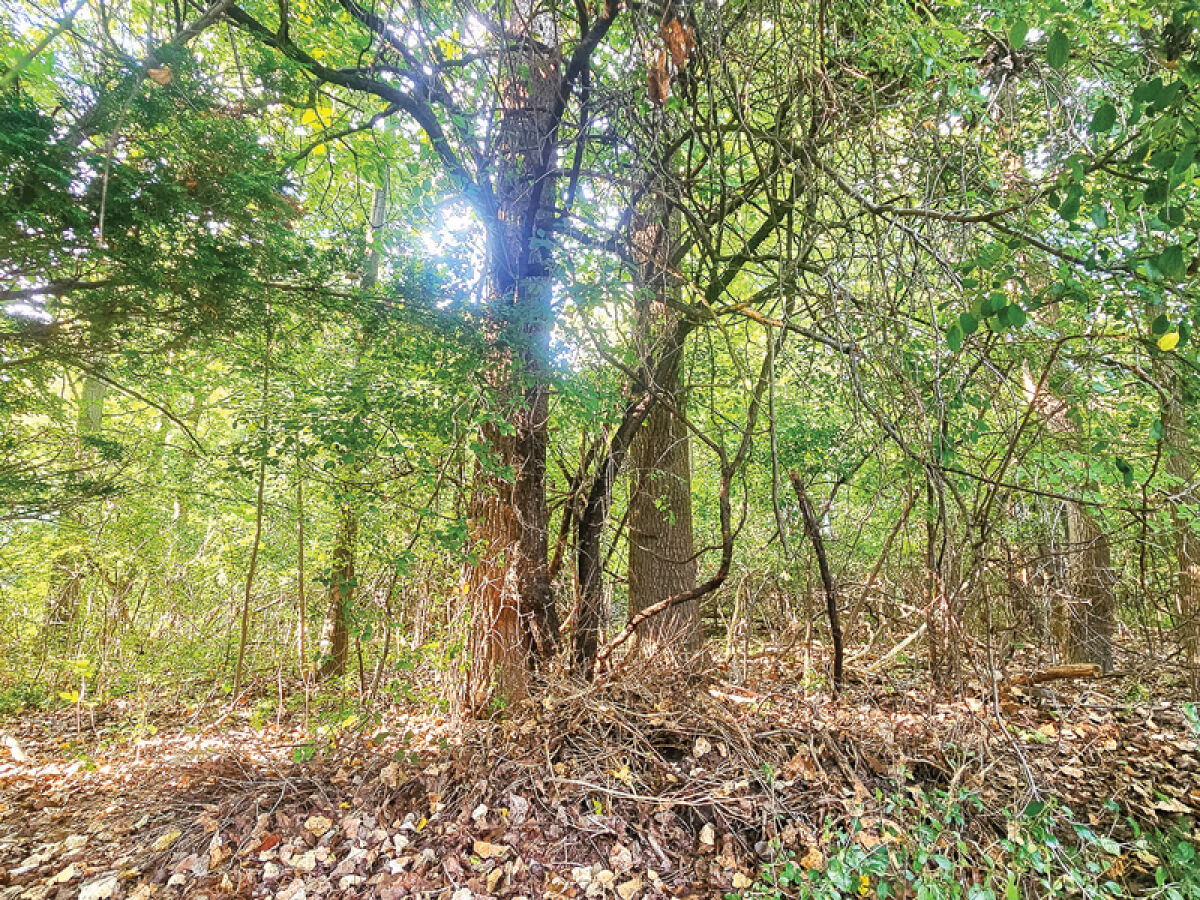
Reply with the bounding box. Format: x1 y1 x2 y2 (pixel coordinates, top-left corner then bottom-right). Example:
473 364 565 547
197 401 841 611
1008 664 1101 686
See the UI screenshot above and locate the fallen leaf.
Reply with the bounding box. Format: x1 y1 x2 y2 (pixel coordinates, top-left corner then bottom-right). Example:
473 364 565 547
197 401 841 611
80 875 121 900
473 839 506 859
50 863 82 884
801 846 825 871
617 876 642 899
304 815 333 836
151 828 181 851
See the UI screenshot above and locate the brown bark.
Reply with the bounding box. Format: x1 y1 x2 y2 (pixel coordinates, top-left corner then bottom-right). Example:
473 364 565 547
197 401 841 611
1008 663 1100 685
461 19 562 708
788 471 842 689
627 339 699 659
1156 356 1199 693
1023 365 1116 672
625 187 698 662
318 501 357 679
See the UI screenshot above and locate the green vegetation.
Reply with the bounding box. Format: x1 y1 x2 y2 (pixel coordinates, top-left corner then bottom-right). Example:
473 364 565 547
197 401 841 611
1 0 1199 894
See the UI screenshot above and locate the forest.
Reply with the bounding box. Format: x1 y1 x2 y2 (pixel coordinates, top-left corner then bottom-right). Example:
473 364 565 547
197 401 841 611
1 0 1199 896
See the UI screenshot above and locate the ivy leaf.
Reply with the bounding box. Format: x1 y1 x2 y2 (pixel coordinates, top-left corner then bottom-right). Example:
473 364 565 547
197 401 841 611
1047 30 1070 68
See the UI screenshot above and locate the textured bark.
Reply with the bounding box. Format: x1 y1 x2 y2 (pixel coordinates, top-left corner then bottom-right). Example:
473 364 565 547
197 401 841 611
1064 502 1115 672
625 194 698 662
462 22 561 707
1157 357 1199 692
318 502 357 679
1023 365 1116 672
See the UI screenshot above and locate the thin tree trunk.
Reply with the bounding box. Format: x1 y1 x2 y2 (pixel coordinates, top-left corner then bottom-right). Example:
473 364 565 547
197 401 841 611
43 374 106 648
317 183 386 681
296 456 308 679
318 501 356 679
1156 357 1198 692
1064 503 1115 672
233 451 266 696
789 471 842 689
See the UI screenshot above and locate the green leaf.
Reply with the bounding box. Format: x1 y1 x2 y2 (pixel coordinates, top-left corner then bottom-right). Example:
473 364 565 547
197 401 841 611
1152 313 1171 336
1158 245 1186 279
946 322 963 352
1150 419 1164 441
1058 191 1081 221
1144 178 1170 205
1047 30 1070 68
1172 144 1196 173
1089 103 1117 134
1150 149 1177 170
1009 19 1029 50
1007 304 1027 328
959 311 979 334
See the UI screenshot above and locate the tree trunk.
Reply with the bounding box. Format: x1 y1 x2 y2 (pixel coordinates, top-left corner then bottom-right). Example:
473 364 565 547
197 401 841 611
1157 357 1199 693
1022 365 1117 673
788 471 842 689
318 501 357 679
461 20 561 707
316 184 385 682
625 194 698 662
1064 502 1115 672
43 373 106 646
627 350 698 658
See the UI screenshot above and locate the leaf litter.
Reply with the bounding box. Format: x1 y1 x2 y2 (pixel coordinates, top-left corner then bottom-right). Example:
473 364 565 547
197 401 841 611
0 653 1196 899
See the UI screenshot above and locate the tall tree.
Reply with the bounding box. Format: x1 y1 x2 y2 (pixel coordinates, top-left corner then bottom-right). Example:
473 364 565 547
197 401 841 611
626 185 699 660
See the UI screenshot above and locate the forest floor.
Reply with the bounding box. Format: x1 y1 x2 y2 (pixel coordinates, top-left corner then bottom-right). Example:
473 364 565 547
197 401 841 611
0 651 1197 900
